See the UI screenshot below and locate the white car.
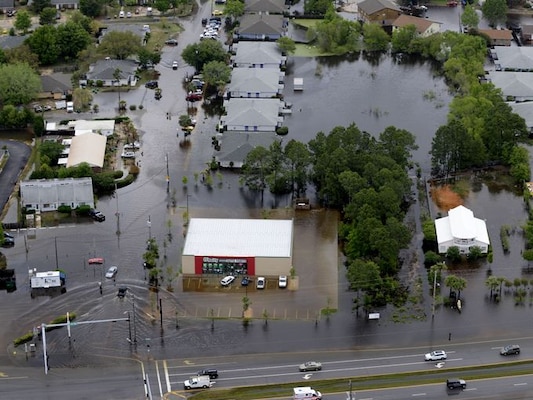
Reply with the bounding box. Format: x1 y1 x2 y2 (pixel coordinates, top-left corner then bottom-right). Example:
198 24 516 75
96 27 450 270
425 350 447 361
105 266 118 279
121 151 135 158
172 61 179 70
256 276 265 289
278 275 287 288
220 275 235 286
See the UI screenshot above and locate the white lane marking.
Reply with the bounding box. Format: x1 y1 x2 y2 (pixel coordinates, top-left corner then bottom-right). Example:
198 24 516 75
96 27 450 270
164 360 171 393
412 393 426 397
155 360 163 397
514 383 527 386
303 374 312 380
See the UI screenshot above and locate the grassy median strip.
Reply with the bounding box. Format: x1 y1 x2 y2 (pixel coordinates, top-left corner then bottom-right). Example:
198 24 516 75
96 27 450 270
188 361 533 400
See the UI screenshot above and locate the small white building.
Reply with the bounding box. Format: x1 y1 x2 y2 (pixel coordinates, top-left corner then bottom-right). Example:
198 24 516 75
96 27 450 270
434 205 490 254
21 177 95 212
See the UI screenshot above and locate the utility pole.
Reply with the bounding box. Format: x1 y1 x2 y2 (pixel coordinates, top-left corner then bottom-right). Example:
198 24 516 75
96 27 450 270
147 215 152 241
165 153 170 194
115 182 120 236
54 237 58 270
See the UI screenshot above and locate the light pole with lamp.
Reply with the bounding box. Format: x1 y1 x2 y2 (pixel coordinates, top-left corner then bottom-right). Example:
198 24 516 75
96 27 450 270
124 311 132 344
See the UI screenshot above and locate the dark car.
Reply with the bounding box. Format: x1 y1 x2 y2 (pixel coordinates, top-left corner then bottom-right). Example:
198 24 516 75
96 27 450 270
446 378 466 390
500 344 520 355
186 93 202 102
6 9 16 17
88 209 105 222
197 369 218 379
241 276 250 286
165 39 178 46
1 237 14 247
117 287 128 298
145 80 158 89
4 231 14 239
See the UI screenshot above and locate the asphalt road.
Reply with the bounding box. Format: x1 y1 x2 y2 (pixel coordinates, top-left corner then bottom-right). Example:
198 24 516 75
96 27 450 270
0 139 31 218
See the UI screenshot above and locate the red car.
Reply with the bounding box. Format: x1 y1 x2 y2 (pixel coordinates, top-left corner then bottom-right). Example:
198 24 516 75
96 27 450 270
186 93 202 102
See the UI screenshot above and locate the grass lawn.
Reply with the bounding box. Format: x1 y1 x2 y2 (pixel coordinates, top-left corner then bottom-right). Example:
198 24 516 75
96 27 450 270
290 19 337 57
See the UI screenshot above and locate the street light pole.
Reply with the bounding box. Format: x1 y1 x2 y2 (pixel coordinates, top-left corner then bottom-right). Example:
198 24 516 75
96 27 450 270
147 215 152 241
124 311 132 344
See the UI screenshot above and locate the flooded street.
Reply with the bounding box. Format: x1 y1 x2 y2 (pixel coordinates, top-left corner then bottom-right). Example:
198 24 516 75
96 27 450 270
3 7 533 369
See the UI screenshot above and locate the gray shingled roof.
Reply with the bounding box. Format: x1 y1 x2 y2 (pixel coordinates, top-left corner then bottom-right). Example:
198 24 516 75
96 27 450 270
229 68 284 95
238 14 285 35
358 0 400 15
245 0 286 14
216 131 281 164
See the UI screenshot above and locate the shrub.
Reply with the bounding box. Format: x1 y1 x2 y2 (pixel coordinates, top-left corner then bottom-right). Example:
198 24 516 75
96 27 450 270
57 205 72 214
276 126 289 135
129 105 137 111
76 204 91 215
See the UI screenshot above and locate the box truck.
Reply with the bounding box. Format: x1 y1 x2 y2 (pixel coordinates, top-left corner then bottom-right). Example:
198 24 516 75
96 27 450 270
293 387 322 400
183 375 211 390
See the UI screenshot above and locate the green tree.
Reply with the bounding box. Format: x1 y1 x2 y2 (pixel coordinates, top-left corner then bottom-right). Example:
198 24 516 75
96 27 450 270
284 139 310 197
446 246 462 262
225 0 245 19
72 87 93 111
26 25 60 65
40 7 58 25
277 37 296 55
0 105 33 128
311 12 361 54
154 0 170 14
56 21 92 59
445 274 467 300
422 219 437 242
0 63 41 105
461 4 479 30
137 48 162 70
98 31 141 60
69 10 96 33
378 126 418 168
5 44 40 68
39 140 65 166
304 0 334 15
363 23 390 52
481 0 508 27
265 140 290 194
509 146 531 183
181 40 227 72
14 11 32 34
200 60 231 90
485 275 500 300
391 24 417 54
31 0 52 14
241 146 269 192
80 0 102 18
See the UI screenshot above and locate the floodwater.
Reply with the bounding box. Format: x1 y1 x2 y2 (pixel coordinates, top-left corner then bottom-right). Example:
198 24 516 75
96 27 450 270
4 11 533 367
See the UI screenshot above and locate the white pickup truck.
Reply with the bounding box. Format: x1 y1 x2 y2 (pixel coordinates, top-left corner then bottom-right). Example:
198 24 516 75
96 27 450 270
184 375 211 390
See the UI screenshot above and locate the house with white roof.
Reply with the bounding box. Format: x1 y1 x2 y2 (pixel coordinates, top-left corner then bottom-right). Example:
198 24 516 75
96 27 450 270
182 218 294 277
65 133 107 170
227 68 285 98
220 98 284 132
21 177 94 212
434 205 490 254
487 71 533 102
231 41 286 68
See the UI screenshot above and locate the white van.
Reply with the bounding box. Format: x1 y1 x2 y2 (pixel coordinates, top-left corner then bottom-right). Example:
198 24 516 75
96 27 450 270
184 375 211 390
66 101 74 113
293 387 322 400
118 10 125 18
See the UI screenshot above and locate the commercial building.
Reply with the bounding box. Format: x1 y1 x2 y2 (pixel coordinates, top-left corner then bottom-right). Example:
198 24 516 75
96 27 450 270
182 218 293 277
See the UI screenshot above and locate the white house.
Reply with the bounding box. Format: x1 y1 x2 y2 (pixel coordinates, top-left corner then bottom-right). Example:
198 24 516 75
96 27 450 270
21 177 95 212
435 205 490 254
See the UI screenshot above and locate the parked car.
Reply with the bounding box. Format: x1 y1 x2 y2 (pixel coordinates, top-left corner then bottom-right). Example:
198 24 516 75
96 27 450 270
105 266 118 279
446 378 466 390
34 105 43 113
3 232 14 239
126 11 132 17
241 276 250 286
425 350 447 361
121 151 136 158
1 237 14 247
278 275 287 288
165 39 179 46
172 61 179 70
145 80 158 89
212 9 224 15
186 93 202 102
6 9 16 17
220 275 235 286
197 369 218 379
299 361 322 372
88 209 105 222
256 276 265 289
119 10 125 18
500 344 520 355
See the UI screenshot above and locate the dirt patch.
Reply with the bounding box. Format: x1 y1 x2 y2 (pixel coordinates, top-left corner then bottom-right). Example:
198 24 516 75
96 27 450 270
430 184 464 211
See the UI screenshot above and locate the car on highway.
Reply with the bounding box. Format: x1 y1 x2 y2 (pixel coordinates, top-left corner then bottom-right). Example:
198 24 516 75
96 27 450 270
197 369 218 379
299 361 322 372
278 275 287 288
172 61 178 70
165 39 179 46
446 378 466 390
256 276 265 289
425 350 447 361
220 275 235 286
105 266 118 279
500 344 520 355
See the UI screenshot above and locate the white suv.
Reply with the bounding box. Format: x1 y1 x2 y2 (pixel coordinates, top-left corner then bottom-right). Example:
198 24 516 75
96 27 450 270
425 350 447 361
256 277 265 289
278 275 287 288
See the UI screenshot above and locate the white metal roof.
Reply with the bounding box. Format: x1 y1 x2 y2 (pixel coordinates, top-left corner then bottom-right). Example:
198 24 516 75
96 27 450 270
183 218 293 258
435 205 490 245
66 132 107 168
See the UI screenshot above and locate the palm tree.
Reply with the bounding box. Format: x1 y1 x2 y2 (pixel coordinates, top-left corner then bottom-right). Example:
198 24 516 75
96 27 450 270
445 274 467 300
113 68 122 110
485 275 500 300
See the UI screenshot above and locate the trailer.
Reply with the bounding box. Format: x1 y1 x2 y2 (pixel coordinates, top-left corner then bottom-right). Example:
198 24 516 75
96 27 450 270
30 271 66 297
